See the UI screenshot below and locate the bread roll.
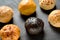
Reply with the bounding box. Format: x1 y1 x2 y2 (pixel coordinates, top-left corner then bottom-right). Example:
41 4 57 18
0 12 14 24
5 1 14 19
39 0 56 10
48 10 60 28
0 24 20 40
0 6 13 23
18 0 36 16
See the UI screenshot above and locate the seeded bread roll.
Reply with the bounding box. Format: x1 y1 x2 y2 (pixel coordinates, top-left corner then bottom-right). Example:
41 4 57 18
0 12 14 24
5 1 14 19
0 6 13 23
0 24 20 40
18 0 36 16
39 0 56 10
48 10 60 28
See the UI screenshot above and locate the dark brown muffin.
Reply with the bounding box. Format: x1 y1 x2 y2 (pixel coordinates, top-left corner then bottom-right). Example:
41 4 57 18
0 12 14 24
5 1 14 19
25 17 44 35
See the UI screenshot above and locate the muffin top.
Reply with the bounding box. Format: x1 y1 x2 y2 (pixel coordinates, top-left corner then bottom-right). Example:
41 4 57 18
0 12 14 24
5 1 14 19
48 10 60 28
0 24 20 40
0 6 13 23
39 0 55 5
18 0 36 16
39 0 56 10
0 6 13 17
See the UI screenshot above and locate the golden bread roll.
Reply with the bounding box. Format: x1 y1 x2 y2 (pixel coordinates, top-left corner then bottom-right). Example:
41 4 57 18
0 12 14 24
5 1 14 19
39 0 56 10
18 0 36 16
0 24 20 40
48 10 60 28
0 6 13 23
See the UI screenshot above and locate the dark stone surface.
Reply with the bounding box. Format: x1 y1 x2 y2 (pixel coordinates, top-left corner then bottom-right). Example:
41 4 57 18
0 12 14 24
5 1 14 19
0 0 60 40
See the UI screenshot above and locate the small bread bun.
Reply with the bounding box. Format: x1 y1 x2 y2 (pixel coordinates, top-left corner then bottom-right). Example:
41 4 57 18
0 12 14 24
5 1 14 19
0 6 13 23
0 24 20 40
39 0 56 10
18 0 36 16
48 10 60 28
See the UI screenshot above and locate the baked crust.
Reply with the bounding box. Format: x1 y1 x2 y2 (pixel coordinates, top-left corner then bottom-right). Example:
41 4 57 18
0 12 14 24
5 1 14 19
0 6 13 23
0 24 20 40
18 0 36 16
48 10 60 28
39 0 56 10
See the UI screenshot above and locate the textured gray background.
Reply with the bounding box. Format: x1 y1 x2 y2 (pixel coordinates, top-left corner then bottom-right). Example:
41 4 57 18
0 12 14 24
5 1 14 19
0 0 60 40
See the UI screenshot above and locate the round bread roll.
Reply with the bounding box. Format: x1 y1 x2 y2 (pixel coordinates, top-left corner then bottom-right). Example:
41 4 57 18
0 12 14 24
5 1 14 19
0 6 13 23
48 10 60 28
0 24 20 40
18 0 36 16
39 0 56 10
